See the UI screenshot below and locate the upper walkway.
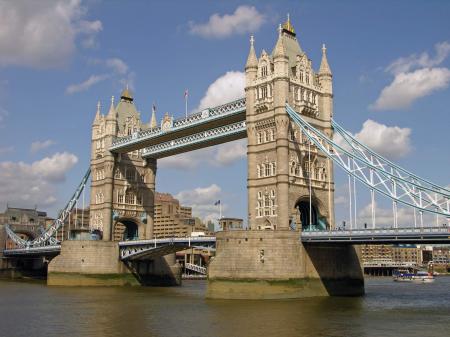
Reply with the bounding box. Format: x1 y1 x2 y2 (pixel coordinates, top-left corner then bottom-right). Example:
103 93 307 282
109 98 246 154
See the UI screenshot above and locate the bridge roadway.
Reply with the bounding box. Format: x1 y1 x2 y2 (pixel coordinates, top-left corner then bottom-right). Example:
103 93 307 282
109 98 246 155
4 228 449 259
301 227 450 244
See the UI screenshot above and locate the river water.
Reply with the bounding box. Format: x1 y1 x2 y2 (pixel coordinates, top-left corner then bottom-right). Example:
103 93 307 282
0 277 449 337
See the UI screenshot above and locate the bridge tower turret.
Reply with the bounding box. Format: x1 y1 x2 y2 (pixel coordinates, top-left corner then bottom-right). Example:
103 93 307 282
245 16 335 231
89 88 157 242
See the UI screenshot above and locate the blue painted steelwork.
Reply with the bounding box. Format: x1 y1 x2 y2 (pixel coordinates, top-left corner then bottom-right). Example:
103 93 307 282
3 245 61 256
110 98 246 152
119 236 216 261
301 227 450 244
286 104 450 219
5 168 91 248
142 121 246 158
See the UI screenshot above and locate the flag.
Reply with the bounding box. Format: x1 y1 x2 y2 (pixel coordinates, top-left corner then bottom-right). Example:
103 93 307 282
214 200 221 206
184 89 189 99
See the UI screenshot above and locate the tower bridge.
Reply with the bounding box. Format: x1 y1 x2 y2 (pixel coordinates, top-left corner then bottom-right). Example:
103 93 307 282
2 17 449 298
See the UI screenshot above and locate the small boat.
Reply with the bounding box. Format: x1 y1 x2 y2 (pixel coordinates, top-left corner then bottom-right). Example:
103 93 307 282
393 268 435 283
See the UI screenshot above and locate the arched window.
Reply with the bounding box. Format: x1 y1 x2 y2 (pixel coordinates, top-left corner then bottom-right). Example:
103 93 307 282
269 129 274 141
265 164 271 177
271 162 276 176
257 165 261 178
290 161 296 175
125 191 135 204
257 132 263 144
264 130 269 142
300 71 304 82
261 65 268 77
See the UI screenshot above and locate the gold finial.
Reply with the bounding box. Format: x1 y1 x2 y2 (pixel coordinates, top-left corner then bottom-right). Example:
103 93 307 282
282 13 295 34
250 35 254 47
322 43 327 54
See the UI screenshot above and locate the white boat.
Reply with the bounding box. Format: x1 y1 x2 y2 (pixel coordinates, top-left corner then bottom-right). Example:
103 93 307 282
393 270 435 283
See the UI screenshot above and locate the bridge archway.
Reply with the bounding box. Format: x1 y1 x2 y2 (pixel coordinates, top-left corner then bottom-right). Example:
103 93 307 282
114 218 141 241
294 197 328 231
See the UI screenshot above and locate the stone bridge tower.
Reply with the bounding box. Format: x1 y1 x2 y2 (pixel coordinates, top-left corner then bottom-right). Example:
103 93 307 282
208 18 363 299
90 88 156 241
245 17 335 232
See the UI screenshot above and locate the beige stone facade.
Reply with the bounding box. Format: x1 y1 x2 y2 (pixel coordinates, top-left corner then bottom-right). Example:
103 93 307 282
245 18 335 231
153 192 208 238
90 89 156 241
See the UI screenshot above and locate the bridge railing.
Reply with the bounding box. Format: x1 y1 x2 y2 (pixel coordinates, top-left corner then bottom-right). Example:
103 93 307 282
110 98 246 150
301 226 449 236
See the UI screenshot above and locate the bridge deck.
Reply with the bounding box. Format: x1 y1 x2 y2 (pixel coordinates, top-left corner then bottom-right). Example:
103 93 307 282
301 227 450 244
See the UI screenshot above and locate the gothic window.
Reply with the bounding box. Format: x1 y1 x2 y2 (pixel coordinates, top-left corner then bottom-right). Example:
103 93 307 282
268 84 272 97
257 165 261 178
269 128 275 141
258 191 262 199
271 162 276 176
126 168 135 181
271 189 275 198
313 93 317 105
261 86 267 99
257 132 263 144
137 194 143 205
261 65 268 77
290 161 296 175
114 169 121 179
125 191 135 204
118 192 124 204
291 67 296 77
306 73 310 85
265 164 271 177
264 130 269 142
300 71 304 83
289 128 296 141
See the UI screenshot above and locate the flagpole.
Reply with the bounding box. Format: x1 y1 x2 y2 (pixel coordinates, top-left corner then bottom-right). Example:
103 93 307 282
185 89 188 119
219 202 222 219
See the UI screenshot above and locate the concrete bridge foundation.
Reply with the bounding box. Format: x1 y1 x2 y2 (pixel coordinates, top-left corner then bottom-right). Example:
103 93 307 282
207 230 364 299
48 241 181 286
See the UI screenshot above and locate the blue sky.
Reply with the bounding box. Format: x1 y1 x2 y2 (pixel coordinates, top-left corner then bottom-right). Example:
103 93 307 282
0 0 449 226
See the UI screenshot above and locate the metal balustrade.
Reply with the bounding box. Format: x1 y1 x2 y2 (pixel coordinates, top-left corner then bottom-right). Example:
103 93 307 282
110 98 246 152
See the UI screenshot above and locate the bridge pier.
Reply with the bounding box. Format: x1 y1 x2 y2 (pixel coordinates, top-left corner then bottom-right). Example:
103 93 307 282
48 241 181 286
207 230 364 299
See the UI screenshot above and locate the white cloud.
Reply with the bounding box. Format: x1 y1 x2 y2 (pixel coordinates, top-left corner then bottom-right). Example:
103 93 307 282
0 152 78 209
354 120 411 159
105 58 128 75
30 139 56 153
159 139 246 170
197 71 245 110
0 0 102 68
159 71 247 170
70 57 133 94
386 41 450 75
371 67 450 110
65 74 110 94
175 184 224 222
189 6 265 39
334 120 411 160
371 41 450 110
215 139 247 165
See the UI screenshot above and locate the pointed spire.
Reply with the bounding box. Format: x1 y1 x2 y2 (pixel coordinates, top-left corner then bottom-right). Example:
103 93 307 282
245 35 258 69
120 85 133 101
273 24 286 59
93 101 101 124
319 43 332 75
150 103 157 129
106 95 117 120
282 13 295 35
